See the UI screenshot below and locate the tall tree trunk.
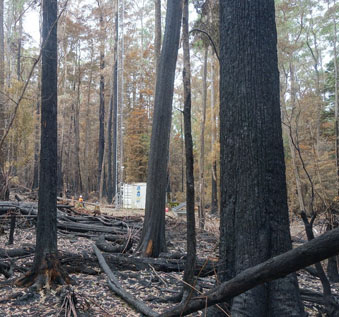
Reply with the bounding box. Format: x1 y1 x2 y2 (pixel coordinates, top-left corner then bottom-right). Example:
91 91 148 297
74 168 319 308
35 0 58 267
32 74 40 190
210 56 218 215
0 0 6 200
334 0 339 198
154 0 161 71
112 7 118 202
16 15 22 81
182 0 196 299
97 7 105 194
137 0 182 257
218 1 304 315
285 61 307 214
198 46 208 229
107 7 118 204
106 79 114 204
328 0 339 283
84 42 94 199
17 0 69 288
74 43 82 195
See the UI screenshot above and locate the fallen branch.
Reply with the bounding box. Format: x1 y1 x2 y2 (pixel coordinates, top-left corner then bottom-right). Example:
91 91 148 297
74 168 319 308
160 227 339 316
103 254 216 276
95 235 133 253
0 246 35 258
92 244 158 317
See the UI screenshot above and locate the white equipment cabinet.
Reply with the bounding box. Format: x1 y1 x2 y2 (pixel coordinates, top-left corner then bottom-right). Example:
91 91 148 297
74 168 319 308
122 183 147 209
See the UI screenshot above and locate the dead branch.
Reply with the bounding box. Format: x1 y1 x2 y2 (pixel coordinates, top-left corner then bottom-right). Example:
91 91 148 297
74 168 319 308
92 244 158 317
160 227 339 316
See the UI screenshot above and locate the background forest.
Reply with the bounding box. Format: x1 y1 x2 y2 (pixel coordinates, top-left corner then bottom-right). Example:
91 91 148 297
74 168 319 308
0 0 338 217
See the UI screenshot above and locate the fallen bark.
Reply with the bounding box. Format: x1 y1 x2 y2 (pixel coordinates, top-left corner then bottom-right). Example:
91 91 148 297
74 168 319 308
160 227 339 316
92 244 158 317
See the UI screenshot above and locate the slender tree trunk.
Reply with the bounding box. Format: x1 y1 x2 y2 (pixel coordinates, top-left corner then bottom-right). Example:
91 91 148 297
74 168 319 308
32 7 42 191
84 42 94 199
218 1 304 315
112 9 118 202
285 62 306 213
181 113 184 192
154 0 161 71
97 8 105 194
99 146 106 202
32 75 40 190
210 56 218 215
333 0 339 198
17 0 69 288
329 0 339 282
198 46 208 229
16 16 22 81
0 0 6 200
106 79 114 203
74 44 82 195
137 0 182 257
107 7 118 204
182 0 196 299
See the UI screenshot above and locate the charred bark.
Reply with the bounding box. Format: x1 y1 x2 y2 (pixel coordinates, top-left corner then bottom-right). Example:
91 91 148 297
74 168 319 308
16 0 69 289
97 6 105 194
137 0 182 257
0 0 6 200
154 0 161 71
182 0 196 300
107 9 118 204
218 1 304 315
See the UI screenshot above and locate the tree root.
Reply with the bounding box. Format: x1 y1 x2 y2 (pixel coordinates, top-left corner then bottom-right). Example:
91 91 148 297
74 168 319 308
15 253 72 290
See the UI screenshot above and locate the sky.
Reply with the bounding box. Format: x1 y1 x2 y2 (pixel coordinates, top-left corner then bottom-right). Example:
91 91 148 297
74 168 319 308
23 6 40 46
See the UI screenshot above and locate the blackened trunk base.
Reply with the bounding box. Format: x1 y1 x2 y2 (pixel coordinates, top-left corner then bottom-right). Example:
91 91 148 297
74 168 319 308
15 253 70 289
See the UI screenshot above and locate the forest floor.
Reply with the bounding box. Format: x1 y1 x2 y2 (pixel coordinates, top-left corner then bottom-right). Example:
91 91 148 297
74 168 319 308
0 195 338 316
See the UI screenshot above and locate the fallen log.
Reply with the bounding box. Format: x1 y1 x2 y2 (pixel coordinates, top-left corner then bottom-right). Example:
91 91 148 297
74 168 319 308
160 227 339 316
57 221 126 235
95 235 133 253
103 254 217 276
92 244 158 317
0 261 11 278
0 246 35 258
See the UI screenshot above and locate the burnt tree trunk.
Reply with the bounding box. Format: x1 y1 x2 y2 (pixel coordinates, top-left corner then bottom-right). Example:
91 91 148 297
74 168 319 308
154 0 161 71
112 8 118 202
210 58 218 215
198 46 208 229
0 0 6 200
137 0 182 257
182 0 196 299
16 0 69 289
218 1 304 315
16 14 22 81
73 43 82 195
83 42 94 199
97 6 105 194
32 77 40 190
329 0 339 283
107 8 118 204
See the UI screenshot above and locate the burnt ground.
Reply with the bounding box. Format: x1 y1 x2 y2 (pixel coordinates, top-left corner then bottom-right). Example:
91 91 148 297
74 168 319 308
0 203 338 316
